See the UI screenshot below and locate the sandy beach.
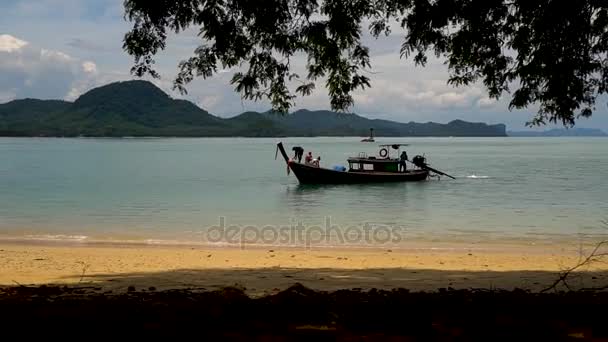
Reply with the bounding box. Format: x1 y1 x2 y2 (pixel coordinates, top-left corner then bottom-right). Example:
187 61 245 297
2 241 607 295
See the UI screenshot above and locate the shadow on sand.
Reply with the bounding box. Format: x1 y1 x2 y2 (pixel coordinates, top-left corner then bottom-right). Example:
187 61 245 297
2 267 608 340
58 266 608 295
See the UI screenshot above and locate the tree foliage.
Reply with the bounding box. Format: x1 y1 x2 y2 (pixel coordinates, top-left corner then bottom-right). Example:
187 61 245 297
123 0 608 126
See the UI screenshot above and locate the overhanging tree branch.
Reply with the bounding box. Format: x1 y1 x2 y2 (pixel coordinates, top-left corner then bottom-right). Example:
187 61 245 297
123 0 608 123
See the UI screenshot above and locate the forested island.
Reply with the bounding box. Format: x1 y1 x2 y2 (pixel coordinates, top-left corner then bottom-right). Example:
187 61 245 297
0 80 507 137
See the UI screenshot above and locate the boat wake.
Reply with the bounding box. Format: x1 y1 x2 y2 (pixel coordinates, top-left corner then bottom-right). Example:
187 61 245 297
466 175 490 179
12 234 90 242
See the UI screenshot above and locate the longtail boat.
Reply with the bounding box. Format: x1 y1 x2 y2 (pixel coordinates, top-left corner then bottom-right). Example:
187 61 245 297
361 128 375 142
276 142 454 185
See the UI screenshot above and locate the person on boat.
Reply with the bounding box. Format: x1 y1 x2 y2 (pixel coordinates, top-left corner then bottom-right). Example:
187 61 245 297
292 146 304 163
305 152 313 164
399 151 408 172
312 156 321 167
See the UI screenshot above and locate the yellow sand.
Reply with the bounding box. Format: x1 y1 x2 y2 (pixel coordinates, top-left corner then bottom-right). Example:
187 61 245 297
1 242 607 296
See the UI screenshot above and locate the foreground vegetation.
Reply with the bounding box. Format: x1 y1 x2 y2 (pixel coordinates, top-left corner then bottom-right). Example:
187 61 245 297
1 283 607 340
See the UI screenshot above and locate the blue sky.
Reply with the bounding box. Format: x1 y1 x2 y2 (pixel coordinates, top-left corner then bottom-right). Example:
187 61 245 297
1 0 606 131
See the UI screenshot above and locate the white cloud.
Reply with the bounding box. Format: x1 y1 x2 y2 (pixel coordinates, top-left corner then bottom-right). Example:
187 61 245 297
0 89 16 103
0 34 28 52
197 96 221 110
82 61 97 74
353 93 375 106
40 48 73 62
477 97 498 109
0 34 103 102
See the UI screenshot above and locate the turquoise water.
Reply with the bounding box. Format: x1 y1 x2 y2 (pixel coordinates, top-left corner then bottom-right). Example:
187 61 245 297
0 137 606 247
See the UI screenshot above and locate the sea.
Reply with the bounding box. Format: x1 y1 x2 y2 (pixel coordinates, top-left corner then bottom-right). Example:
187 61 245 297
0 137 606 249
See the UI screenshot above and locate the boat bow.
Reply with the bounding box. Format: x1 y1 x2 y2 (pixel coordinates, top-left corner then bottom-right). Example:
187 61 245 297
276 142 290 164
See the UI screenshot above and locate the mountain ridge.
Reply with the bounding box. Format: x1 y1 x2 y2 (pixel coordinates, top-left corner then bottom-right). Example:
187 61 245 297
0 80 507 137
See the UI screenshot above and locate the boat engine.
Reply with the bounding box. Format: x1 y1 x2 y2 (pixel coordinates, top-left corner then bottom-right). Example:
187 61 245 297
410 154 456 179
412 155 427 168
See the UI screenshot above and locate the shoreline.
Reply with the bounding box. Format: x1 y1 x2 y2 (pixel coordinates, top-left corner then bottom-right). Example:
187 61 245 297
1 230 603 252
2 240 607 296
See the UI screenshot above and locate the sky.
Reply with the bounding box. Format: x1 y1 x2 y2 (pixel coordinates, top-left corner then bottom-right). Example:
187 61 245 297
1 0 606 131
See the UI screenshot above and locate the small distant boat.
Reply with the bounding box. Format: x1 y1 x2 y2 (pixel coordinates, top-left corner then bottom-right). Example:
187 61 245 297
361 128 375 142
276 142 454 184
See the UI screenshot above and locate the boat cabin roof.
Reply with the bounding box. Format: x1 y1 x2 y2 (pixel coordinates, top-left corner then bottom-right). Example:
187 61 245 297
349 143 409 164
347 157 398 164
378 144 409 147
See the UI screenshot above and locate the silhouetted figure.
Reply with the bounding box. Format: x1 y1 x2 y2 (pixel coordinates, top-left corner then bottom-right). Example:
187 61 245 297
399 151 408 172
292 146 304 163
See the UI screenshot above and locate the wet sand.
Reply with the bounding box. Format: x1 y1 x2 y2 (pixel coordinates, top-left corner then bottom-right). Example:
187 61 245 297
2 241 607 295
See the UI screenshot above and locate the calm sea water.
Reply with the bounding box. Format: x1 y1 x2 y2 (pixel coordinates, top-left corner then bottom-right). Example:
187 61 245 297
0 137 607 248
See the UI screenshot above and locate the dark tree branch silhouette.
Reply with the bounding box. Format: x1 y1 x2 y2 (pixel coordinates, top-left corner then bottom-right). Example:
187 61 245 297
123 0 608 126
542 240 608 292
542 220 608 292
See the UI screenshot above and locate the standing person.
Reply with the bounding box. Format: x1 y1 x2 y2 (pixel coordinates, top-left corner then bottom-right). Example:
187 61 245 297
305 152 313 164
399 151 408 172
292 146 304 163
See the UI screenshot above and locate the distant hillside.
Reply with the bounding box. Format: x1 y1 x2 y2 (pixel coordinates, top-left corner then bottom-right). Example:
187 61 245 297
0 80 506 137
508 128 607 137
0 99 71 136
259 110 506 137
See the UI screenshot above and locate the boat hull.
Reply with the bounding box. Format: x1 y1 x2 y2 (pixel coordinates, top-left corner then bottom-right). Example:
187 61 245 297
288 161 428 184
276 142 428 184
